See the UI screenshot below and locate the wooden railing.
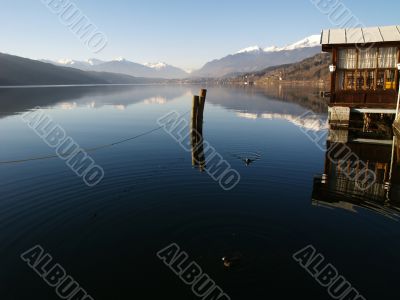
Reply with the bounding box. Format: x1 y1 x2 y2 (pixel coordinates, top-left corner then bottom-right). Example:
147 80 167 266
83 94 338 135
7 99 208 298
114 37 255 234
331 90 397 108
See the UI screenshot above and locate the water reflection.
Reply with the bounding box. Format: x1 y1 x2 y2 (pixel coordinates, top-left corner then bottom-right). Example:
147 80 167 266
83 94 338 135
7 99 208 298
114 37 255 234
0 85 327 121
204 85 326 115
2 84 400 299
0 85 186 118
236 112 328 131
191 128 206 171
313 126 400 220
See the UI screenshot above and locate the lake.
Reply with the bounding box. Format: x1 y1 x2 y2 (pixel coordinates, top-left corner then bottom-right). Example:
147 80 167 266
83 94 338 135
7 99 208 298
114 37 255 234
0 84 399 299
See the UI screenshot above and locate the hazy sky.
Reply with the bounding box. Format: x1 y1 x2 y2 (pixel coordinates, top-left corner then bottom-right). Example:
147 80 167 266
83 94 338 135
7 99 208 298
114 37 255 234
1 0 400 70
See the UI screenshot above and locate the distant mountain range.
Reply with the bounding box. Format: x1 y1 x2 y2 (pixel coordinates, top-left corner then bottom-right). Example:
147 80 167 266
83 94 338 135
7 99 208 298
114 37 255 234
222 52 331 85
0 53 161 86
236 35 321 54
41 58 189 79
254 52 331 83
0 34 323 85
40 35 322 79
191 35 322 78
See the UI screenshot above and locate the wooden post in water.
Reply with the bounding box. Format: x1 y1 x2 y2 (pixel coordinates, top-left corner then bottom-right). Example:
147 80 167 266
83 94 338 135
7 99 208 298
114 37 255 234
197 89 207 171
191 95 199 131
191 95 200 166
197 89 207 136
200 89 207 99
191 90 207 169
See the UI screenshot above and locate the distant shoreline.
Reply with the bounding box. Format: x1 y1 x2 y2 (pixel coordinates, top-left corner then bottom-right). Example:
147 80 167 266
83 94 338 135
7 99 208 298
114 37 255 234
0 83 176 89
0 80 329 89
226 80 328 88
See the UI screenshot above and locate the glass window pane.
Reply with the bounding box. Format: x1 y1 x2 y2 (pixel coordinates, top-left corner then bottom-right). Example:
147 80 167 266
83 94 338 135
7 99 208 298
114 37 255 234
378 47 397 68
377 71 385 90
385 70 395 89
338 49 357 69
345 71 355 90
336 71 345 90
356 71 365 90
366 71 375 89
358 48 377 69
338 49 346 69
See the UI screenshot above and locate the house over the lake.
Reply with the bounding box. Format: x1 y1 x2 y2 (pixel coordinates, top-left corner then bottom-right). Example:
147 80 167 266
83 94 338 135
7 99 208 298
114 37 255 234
321 25 400 123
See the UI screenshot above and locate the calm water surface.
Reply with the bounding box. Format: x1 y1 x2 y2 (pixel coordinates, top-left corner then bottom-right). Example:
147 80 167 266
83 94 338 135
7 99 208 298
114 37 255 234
0 85 399 299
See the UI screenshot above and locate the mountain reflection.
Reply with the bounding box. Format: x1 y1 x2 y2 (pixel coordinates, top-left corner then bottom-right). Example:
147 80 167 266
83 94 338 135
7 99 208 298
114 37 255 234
236 112 328 131
207 84 327 114
0 84 326 120
0 85 186 118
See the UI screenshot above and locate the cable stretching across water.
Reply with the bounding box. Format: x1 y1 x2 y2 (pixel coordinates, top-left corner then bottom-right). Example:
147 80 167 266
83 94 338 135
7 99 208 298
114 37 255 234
0 110 190 165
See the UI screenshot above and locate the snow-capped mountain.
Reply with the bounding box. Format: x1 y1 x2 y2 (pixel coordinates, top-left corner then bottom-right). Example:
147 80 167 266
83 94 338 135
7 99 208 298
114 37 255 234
144 62 189 78
42 34 320 79
280 35 320 51
41 58 106 69
87 58 106 66
112 57 127 62
145 62 168 70
237 46 264 54
88 59 157 78
57 58 76 65
1 52 158 86
237 35 320 54
192 35 321 78
42 58 188 79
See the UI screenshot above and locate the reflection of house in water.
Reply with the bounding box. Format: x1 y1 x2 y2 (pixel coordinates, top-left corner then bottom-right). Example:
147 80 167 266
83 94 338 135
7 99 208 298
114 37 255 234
313 125 400 219
315 25 400 218
321 25 400 127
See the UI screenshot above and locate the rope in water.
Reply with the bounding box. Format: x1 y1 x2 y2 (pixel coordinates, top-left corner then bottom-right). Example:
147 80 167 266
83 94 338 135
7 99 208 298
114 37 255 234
0 111 190 165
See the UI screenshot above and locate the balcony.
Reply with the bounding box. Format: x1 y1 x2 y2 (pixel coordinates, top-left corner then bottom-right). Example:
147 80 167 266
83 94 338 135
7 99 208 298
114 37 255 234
331 90 397 109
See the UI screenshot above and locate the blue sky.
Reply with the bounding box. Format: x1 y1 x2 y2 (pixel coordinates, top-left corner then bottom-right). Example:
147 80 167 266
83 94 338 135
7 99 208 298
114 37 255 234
1 0 399 70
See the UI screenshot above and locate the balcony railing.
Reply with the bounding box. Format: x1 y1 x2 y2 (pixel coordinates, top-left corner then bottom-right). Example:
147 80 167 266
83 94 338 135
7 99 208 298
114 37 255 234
331 90 397 109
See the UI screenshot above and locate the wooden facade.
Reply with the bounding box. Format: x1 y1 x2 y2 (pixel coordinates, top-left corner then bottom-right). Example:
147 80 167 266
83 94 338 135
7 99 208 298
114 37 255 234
321 26 400 110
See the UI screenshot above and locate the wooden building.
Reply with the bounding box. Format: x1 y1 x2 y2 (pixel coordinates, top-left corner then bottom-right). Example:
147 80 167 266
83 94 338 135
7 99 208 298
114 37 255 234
321 25 400 113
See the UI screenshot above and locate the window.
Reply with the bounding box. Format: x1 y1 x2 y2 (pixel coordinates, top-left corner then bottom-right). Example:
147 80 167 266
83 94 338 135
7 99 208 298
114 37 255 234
345 71 355 90
376 70 396 90
385 70 396 89
377 71 385 90
356 71 365 90
337 71 345 90
378 47 397 68
338 49 357 69
358 48 377 69
336 46 398 91
366 71 375 89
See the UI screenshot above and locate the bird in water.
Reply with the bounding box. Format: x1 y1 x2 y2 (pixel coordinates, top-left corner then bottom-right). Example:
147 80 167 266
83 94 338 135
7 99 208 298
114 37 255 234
222 253 242 268
244 158 255 166
230 151 262 167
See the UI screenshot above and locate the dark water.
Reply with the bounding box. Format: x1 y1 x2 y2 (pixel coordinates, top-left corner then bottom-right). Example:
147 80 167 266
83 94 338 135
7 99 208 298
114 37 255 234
0 85 399 299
